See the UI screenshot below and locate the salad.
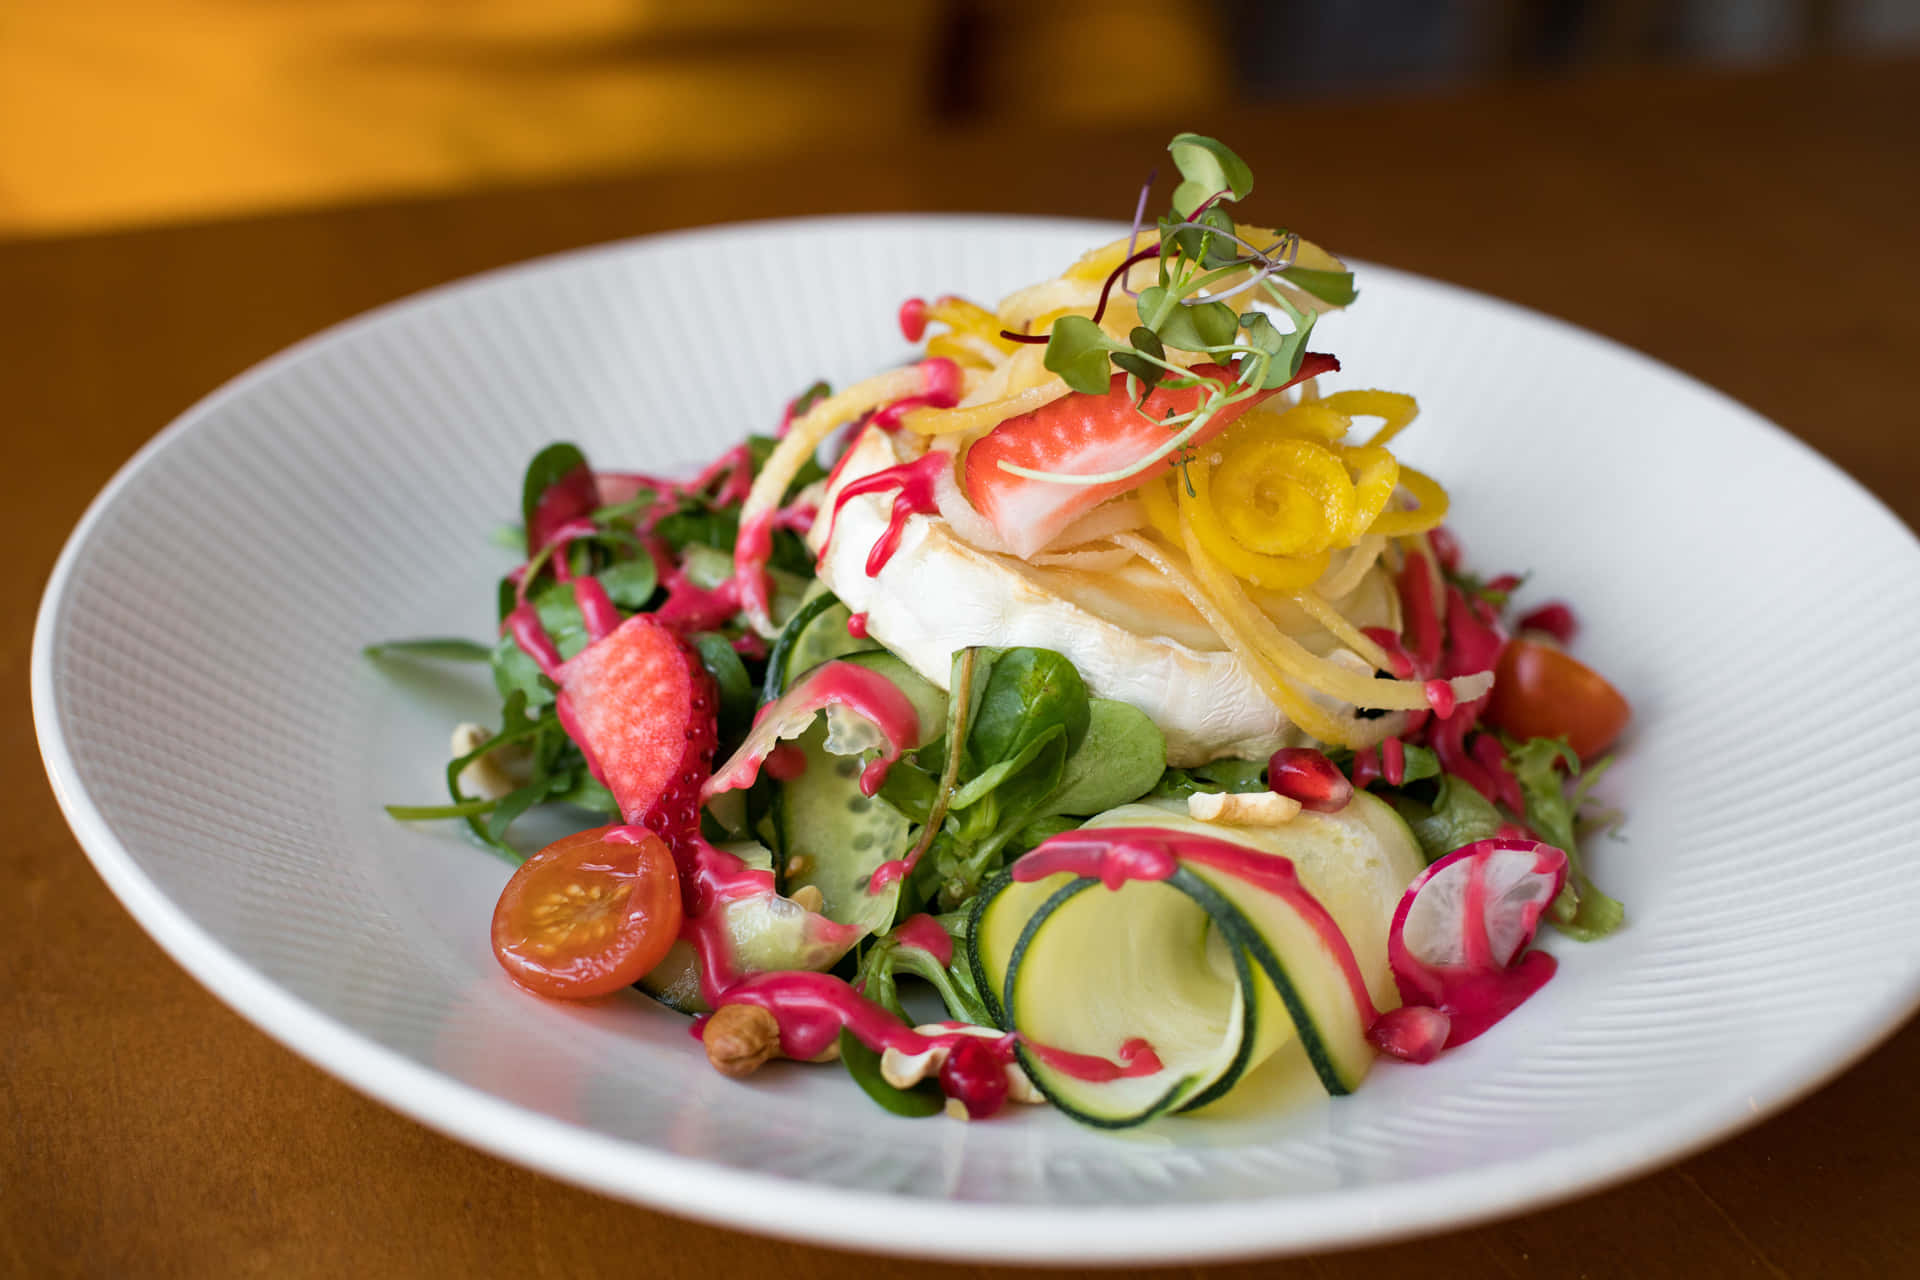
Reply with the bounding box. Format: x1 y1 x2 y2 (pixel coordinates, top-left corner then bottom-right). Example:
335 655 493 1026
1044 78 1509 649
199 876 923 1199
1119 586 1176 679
373 134 1628 1127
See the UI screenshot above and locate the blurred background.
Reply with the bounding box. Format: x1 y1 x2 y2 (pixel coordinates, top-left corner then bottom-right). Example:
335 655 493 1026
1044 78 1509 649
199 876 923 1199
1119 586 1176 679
3 0 1916 239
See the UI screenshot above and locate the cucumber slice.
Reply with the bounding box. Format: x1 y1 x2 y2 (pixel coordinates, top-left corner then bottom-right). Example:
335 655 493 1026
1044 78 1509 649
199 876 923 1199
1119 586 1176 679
968 795 1423 1126
838 651 947 749
763 587 877 702
774 719 910 937
639 841 855 1013
763 651 945 937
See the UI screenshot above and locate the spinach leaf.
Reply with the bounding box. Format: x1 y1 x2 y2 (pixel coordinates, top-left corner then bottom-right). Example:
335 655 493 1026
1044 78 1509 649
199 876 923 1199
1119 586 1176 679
596 558 658 611
521 442 590 536
690 631 756 739
1041 698 1165 816
1150 757 1268 799
967 647 1090 771
838 1029 943 1118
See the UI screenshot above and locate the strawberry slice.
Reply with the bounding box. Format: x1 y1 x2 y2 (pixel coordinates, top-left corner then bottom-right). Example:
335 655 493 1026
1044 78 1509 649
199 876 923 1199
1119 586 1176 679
963 354 1338 559
556 614 717 839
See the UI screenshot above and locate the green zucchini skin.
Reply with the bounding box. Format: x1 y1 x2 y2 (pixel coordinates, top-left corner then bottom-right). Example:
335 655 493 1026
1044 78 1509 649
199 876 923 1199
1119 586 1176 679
965 805 1409 1127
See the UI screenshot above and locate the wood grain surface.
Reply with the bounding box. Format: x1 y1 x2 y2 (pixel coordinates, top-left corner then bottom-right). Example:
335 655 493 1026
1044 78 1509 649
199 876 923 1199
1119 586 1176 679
7 56 1917 1279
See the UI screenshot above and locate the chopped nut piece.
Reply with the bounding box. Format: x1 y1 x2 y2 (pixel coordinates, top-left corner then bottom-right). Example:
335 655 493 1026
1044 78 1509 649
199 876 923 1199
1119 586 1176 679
1188 790 1302 826
702 1004 782 1078
784 854 813 878
789 884 825 914
879 1024 1043 1104
450 722 531 800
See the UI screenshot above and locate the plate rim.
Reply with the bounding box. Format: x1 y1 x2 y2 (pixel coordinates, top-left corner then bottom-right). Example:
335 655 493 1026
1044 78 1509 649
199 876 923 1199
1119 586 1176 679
31 213 1920 1263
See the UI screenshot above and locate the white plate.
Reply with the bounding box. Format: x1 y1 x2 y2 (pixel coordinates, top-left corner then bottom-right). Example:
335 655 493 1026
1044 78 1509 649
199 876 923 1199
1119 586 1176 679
33 216 1920 1263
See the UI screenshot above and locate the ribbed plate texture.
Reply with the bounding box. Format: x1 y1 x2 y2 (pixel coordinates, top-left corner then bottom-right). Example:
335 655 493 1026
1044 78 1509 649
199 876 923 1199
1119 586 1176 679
34 217 1920 1262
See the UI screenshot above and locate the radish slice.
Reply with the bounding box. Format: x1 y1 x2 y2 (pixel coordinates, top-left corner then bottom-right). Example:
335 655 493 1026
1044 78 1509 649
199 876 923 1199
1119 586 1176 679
1386 839 1568 1050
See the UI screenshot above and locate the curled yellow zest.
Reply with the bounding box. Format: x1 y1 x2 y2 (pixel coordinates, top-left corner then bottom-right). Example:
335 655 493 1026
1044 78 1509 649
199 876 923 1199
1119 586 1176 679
1338 445 1400 539
735 366 926 632
1368 465 1449 537
1323 389 1419 448
1289 589 1393 672
926 297 1018 355
1179 453 1331 590
901 378 1071 436
1213 436 1356 557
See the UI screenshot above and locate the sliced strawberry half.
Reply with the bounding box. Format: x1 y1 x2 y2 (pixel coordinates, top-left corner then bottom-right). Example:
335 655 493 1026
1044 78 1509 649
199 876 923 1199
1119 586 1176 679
556 614 717 839
963 354 1338 559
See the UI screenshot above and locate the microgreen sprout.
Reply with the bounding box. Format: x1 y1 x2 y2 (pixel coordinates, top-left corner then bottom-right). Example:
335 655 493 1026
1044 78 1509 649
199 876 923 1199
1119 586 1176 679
999 134 1357 491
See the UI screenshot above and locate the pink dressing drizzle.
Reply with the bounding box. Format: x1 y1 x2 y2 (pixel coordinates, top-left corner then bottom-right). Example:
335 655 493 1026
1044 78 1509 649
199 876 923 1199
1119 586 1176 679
527 464 601 555
1380 737 1407 787
898 297 929 343
704 660 922 799
571 576 621 644
505 601 565 682
825 451 948 577
1013 827 1381 1025
1023 1037 1164 1082
864 357 962 433
891 913 953 969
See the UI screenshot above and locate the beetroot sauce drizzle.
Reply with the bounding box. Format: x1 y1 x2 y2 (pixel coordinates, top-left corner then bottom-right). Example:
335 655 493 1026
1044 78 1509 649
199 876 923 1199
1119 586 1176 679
1014 827 1380 1025
890 913 953 969
823 452 949 577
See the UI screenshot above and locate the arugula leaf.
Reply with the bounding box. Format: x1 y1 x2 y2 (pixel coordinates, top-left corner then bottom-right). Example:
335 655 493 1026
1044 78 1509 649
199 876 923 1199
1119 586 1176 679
838 1029 944 1118
1508 737 1626 939
1388 775 1506 864
362 637 492 663
1042 315 1120 394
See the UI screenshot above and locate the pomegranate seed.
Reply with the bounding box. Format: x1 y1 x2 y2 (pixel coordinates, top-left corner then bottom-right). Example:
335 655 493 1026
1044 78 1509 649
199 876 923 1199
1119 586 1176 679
898 296 928 343
1424 680 1457 718
1268 748 1354 812
1367 1006 1451 1064
939 1037 1009 1119
1517 601 1578 645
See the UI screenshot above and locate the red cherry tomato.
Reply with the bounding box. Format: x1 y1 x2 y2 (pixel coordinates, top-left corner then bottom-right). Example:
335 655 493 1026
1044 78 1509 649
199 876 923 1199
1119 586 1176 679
492 824 682 999
1486 639 1631 761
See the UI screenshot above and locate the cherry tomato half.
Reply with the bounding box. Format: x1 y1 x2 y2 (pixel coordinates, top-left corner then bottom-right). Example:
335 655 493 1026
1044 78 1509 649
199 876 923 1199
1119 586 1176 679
1486 639 1631 761
491 824 682 999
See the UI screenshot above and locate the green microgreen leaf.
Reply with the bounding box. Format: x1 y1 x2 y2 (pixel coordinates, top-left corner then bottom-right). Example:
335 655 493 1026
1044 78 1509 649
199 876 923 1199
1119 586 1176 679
1156 298 1239 354
362 637 492 663
385 798 498 821
1168 133 1254 217
1279 265 1358 306
1042 315 1120 394
1111 326 1169 395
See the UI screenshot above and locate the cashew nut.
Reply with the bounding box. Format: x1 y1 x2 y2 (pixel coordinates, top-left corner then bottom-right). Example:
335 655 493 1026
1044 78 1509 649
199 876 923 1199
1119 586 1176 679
1187 790 1302 826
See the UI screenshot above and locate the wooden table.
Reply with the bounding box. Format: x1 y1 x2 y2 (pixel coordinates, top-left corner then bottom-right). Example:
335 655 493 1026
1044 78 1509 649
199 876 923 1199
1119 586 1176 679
7 56 1917 1278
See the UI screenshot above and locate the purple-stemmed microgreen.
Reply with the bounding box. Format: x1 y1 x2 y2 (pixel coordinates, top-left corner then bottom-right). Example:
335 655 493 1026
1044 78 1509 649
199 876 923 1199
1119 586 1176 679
998 133 1357 492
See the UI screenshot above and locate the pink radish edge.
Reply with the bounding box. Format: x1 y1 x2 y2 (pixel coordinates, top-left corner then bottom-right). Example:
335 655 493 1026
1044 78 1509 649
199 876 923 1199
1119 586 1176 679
1376 838 1569 1058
